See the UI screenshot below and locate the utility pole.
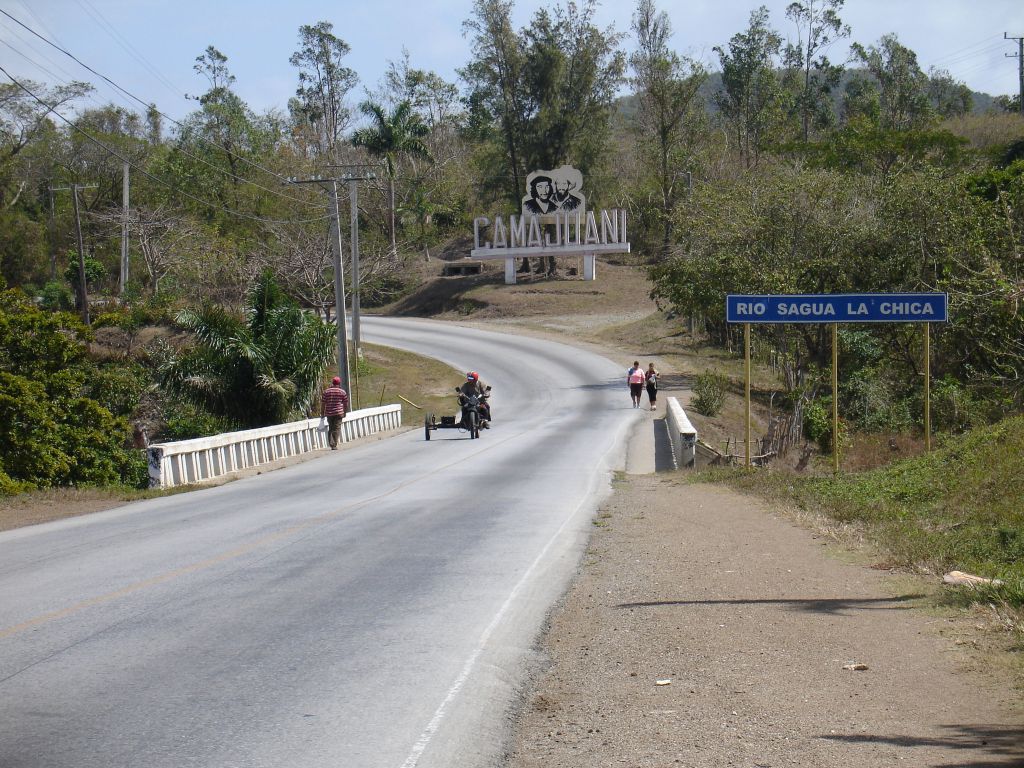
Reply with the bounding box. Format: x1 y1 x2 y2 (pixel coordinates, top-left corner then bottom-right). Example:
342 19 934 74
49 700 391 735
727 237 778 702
120 161 130 294
1007 33 1024 115
285 176 351 397
326 165 376 360
50 182 98 324
47 187 56 281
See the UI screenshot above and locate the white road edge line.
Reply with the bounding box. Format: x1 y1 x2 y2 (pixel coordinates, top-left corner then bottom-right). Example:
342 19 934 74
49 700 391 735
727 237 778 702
397 441 622 768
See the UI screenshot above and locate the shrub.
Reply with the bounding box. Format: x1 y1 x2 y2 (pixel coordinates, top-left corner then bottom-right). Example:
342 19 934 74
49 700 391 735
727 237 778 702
87 362 149 418
692 370 728 416
161 399 236 442
0 466 33 496
39 280 75 311
842 367 913 432
803 398 848 454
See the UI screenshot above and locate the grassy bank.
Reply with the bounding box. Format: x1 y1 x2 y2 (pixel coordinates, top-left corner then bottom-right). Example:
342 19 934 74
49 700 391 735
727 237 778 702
727 416 1024 611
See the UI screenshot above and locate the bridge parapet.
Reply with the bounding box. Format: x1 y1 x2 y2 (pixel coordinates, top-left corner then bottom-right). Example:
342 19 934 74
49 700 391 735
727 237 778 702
147 404 402 489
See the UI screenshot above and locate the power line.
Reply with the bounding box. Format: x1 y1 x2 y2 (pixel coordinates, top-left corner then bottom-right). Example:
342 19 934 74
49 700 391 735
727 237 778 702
0 35 322 210
0 7 319 208
73 0 185 103
0 66 328 226
929 33 1004 66
2 36 327 215
937 42 1010 70
0 16 86 86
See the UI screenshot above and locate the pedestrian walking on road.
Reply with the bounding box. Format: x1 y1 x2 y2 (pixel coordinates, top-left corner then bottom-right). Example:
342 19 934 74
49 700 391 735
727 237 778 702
628 361 645 408
645 363 659 410
321 376 349 450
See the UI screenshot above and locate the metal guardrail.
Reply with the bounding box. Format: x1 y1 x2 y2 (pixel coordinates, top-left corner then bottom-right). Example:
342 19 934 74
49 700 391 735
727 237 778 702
146 404 403 489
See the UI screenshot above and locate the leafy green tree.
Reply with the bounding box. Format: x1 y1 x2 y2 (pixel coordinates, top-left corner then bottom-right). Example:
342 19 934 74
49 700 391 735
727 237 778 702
0 207 47 286
351 100 433 257
926 67 973 119
714 6 785 168
288 21 359 160
630 0 707 257
782 0 849 142
174 46 285 225
461 0 625 201
994 94 1022 114
380 49 462 130
849 34 933 130
461 0 529 202
519 1 626 173
157 271 336 427
803 122 968 178
0 80 92 207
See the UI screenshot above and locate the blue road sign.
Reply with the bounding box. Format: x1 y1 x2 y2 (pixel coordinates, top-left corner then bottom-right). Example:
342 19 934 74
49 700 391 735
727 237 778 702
726 293 948 324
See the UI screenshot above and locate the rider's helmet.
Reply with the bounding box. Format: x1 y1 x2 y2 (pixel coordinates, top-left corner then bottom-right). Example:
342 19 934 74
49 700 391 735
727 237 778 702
467 371 479 382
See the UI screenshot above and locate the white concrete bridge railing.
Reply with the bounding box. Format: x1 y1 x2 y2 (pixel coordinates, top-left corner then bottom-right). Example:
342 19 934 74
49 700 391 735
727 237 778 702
665 397 698 469
147 404 403 489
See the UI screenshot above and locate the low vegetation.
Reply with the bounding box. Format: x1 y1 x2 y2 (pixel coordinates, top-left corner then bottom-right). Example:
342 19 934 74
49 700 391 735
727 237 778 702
724 416 1024 619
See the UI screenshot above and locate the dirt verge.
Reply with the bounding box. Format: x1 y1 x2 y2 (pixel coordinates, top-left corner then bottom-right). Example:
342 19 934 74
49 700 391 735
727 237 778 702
504 474 1024 767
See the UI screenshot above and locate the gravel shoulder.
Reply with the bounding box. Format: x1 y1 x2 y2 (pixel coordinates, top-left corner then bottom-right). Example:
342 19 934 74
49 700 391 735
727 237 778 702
503 469 1024 767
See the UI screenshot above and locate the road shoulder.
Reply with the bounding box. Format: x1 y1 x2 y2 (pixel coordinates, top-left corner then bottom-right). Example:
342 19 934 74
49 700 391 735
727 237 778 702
504 474 1023 767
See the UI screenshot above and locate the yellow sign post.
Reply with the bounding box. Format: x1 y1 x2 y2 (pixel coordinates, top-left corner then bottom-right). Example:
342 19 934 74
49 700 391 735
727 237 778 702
744 323 751 467
832 323 840 474
924 323 931 452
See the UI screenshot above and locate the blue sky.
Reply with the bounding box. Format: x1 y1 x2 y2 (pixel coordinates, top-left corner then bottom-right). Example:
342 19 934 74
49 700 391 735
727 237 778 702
2 0 1022 123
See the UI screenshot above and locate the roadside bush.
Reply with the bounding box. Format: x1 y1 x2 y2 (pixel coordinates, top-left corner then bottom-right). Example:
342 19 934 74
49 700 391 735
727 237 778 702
0 371 70 485
929 376 989 433
692 370 728 416
0 466 33 497
0 289 148 491
842 367 913 432
161 398 237 442
86 362 149 419
39 280 75 311
803 398 848 454
64 255 106 292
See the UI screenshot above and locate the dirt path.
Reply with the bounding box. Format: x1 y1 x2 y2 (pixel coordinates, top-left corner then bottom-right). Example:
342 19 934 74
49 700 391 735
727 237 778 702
504 474 1023 767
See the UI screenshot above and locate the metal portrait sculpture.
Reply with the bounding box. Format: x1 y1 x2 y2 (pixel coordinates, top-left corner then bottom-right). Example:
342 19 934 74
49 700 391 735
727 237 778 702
522 166 585 217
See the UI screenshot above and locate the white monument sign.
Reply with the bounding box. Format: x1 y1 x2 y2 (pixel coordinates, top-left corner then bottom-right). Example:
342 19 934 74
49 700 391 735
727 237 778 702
469 165 630 284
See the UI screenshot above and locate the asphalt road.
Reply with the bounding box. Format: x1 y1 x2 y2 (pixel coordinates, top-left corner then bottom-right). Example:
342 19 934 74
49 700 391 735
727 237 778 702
0 318 643 768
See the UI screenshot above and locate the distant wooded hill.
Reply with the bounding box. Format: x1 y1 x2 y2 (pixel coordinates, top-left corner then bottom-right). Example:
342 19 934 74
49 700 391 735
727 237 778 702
616 70 1002 118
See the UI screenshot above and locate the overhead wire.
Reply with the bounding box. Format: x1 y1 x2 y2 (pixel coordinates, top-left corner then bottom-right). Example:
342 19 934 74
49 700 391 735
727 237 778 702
73 0 185 104
0 7 322 210
0 31 324 212
0 65 328 226
928 34 1005 67
0 16 86 87
0 37 81 89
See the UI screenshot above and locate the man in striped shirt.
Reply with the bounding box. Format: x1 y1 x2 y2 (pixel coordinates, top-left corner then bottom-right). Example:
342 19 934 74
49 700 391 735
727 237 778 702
321 376 349 450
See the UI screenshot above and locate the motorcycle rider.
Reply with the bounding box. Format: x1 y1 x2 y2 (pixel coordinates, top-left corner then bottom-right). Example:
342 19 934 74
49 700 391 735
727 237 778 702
457 371 492 427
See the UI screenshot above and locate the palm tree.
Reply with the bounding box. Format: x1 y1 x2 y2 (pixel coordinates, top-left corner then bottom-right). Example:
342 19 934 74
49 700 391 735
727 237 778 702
351 100 433 257
158 271 336 428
